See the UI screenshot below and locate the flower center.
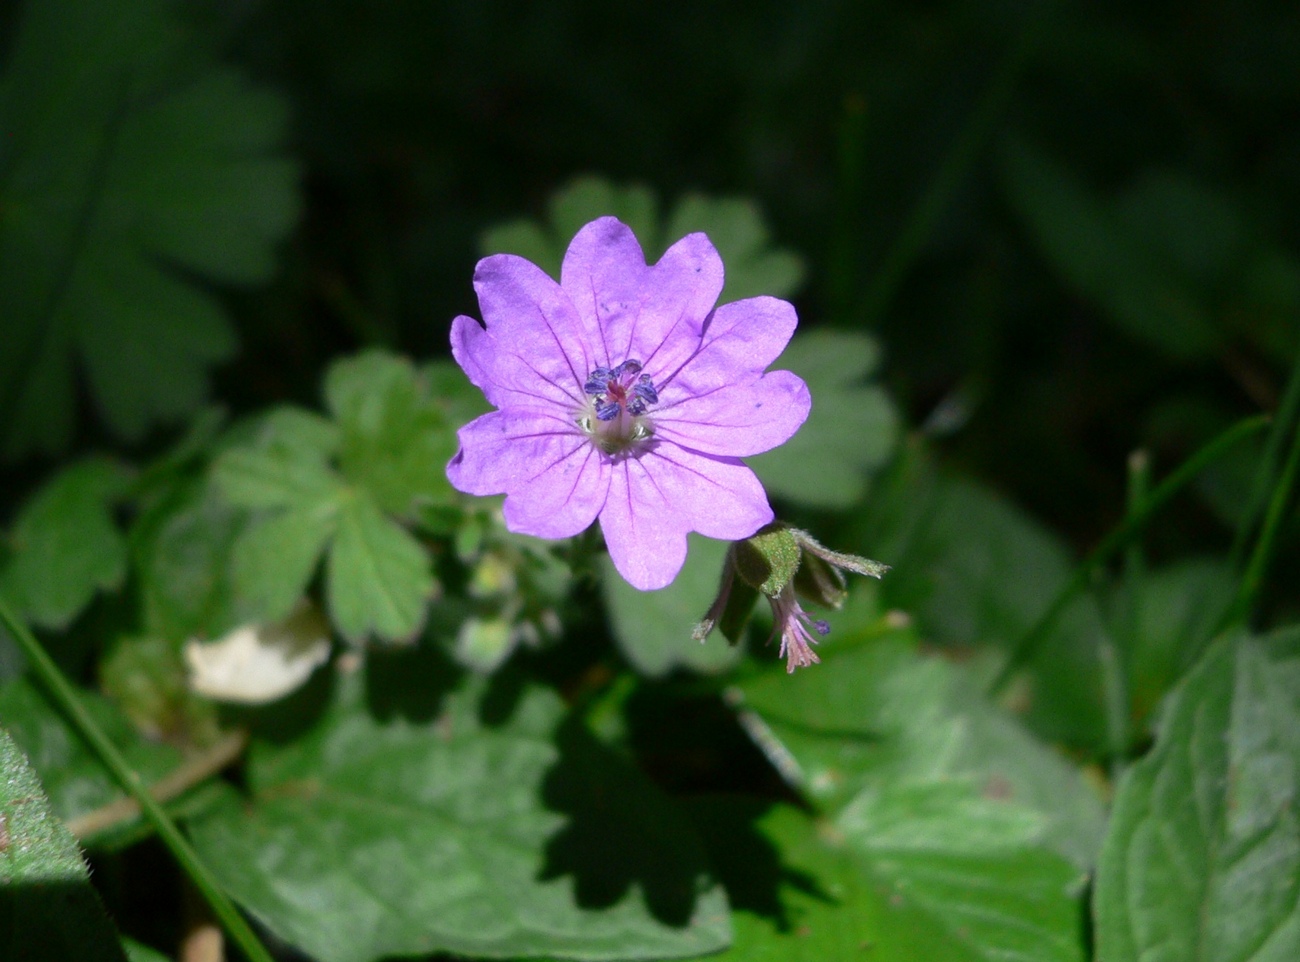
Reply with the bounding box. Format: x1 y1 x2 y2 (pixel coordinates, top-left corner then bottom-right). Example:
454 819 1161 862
578 359 659 454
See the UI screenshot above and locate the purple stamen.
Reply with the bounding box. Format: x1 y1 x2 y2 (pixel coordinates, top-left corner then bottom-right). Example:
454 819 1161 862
584 366 614 396
584 359 659 424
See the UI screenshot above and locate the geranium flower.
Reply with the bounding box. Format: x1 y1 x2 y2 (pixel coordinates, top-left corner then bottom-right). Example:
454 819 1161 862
446 216 810 590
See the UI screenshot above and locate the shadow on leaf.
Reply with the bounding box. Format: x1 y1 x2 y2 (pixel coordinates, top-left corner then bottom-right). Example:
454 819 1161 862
364 641 462 723
538 716 712 928
682 794 828 931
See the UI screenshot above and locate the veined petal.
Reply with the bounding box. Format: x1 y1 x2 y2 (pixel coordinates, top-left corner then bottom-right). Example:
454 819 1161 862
652 370 811 457
447 408 584 497
474 254 591 404
626 232 725 374
640 442 773 541
561 217 646 370
502 440 611 539
599 442 774 591
449 409 609 539
657 295 797 398
599 457 689 591
449 314 504 407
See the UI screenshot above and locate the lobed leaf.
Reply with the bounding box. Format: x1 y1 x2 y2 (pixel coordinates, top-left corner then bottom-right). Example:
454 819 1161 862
325 350 460 517
0 459 133 630
749 330 899 509
0 0 298 458
325 492 435 643
187 663 732 962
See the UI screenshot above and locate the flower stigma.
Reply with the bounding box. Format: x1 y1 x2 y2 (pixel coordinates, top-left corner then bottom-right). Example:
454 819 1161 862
578 359 659 455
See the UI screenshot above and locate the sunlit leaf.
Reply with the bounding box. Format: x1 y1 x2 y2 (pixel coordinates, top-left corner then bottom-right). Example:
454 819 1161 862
1095 631 1300 962
326 492 435 643
0 459 133 630
325 350 459 517
0 0 298 458
187 664 732 962
0 728 127 962
737 629 1106 870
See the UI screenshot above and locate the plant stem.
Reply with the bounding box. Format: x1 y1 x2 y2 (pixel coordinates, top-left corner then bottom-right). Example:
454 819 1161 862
67 730 248 840
0 598 275 962
1223 406 1300 630
1099 449 1151 780
1227 343 1300 573
987 414 1270 698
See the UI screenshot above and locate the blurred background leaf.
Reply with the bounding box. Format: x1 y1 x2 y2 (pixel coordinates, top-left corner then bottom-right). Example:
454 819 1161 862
0 0 298 459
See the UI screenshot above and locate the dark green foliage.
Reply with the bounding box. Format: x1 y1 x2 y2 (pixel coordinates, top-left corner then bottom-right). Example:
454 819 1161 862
0 0 298 458
3 1 1300 959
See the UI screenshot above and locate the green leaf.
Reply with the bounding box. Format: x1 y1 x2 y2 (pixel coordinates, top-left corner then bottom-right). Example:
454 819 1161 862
187 665 732 962
549 177 661 269
749 331 899 509
0 727 128 962
1094 632 1300 962
326 492 435 643
665 195 805 302
229 505 338 625
212 445 340 512
423 358 493 432
1120 558 1236 727
603 535 743 677
876 474 1109 750
0 0 298 458
687 796 1082 962
727 629 1096 961
121 939 170 962
213 393 439 643
737 629 1106 871
325 350 459 516
0 459 132 630
0 679 181 840
132 477 244 641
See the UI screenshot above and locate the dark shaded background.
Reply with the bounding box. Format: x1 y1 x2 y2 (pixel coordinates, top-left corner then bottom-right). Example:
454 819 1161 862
190 1 1300 563
6 0 1300 593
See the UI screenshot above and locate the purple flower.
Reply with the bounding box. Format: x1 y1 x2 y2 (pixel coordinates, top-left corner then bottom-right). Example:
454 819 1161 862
769 584 830 672
446 216 811 590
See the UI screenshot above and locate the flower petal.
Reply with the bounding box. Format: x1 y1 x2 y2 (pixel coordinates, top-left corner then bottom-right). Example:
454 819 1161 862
652 369 811 457
657 295 798 398
626 232 725 374
448 408 608 538
473 254 591 405
641 442 774 541
599 442 773 591
560 217 646 370
599 457 688 591
449 314 503 407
